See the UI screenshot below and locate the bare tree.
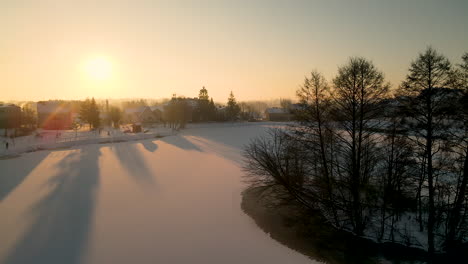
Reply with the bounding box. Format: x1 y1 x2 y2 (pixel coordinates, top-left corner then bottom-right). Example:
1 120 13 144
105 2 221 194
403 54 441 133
398 47 453 254
279 98 293 110
445 52 468 249
295 70 339 224
243 50 467 254
108 106 122 128
165 96 191 129
332 57 389 235
243 129 314 208
378 117 417 241
79 98 101 130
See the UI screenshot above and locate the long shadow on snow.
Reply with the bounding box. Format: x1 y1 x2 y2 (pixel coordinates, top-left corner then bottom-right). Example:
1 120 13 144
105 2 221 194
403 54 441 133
176 125 273 164
2 145 101 264
140 140 158 153
111 142 156 186
183 136 243 165
158 135 202 152
0 151 50 202
182 124 271 152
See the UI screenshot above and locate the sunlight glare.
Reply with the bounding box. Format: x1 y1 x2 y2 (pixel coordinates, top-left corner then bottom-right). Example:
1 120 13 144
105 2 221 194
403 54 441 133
84 56 112 81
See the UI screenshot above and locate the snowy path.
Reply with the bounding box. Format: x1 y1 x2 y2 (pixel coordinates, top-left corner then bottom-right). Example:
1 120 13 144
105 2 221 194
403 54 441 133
0 124 316 264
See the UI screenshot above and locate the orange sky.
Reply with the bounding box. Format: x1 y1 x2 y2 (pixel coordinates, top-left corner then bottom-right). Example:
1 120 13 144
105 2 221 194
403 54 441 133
1 0 467 102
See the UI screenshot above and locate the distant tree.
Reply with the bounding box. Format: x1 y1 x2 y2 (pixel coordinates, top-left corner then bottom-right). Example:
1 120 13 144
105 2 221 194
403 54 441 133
175 99 190 129
226 91 240 120
209 98 217 120
108 106 123 128
239 102 257 120
71 121 81 139
195 86 216 122
80 98 101 130
280 98 293 110
90 98 101 129
20 106 36 129
241 101 264 120
122 99 147 109
199 86 209 101
398 47 454 254
165 96 191 129
458 52 468 85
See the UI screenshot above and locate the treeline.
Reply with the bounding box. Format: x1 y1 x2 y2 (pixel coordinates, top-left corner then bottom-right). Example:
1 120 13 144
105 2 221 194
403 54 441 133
77 98 122 130
4 87 283 134
75 89 244 130
163 88 245 129
243 47 467 254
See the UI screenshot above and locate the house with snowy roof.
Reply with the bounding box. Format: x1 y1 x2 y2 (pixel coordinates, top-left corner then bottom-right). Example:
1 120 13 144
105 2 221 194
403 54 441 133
124 106 158 124
265 107 293 121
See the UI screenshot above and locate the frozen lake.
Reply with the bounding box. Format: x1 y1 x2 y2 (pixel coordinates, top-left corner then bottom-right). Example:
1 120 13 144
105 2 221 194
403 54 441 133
0 123 315 264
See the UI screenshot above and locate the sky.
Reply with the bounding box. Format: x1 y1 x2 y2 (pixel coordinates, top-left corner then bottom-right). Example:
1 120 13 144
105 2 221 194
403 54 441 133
1 0 467 102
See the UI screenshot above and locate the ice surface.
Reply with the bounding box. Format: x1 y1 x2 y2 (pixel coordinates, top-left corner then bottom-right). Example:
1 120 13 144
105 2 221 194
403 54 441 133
0 123 316 264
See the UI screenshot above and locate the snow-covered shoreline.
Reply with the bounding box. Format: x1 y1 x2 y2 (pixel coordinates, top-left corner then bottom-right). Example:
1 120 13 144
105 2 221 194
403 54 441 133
0 131 171 158
0 122 288 159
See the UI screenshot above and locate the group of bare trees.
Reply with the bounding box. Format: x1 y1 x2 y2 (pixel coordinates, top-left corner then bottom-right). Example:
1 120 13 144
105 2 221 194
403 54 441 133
398 48 467 253
164 95 192 129
244 47 467 254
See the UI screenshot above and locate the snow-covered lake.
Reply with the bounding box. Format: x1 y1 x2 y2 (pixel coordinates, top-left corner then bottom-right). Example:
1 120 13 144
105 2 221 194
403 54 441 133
0 123 316 264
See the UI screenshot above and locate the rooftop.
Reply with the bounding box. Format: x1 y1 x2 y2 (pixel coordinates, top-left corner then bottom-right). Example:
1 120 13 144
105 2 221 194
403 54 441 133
265 107 288 114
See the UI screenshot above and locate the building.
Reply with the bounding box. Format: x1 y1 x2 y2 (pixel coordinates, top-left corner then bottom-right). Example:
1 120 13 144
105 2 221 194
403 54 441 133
124 106 158 124
265 107 293 121
37 101 72 130
0 104 21 129
149 106 164 122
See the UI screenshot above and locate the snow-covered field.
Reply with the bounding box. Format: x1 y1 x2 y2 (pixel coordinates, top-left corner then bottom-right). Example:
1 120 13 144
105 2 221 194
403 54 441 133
0 123 316 264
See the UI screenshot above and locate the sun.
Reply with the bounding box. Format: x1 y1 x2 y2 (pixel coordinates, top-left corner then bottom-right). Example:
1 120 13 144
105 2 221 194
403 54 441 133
84 56 112 80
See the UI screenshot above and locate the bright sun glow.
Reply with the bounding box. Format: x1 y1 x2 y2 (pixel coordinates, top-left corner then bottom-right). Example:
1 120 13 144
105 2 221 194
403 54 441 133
84 56 112 80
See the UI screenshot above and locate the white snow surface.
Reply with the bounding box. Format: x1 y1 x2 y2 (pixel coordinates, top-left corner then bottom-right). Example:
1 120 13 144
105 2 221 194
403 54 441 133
0 123 316 264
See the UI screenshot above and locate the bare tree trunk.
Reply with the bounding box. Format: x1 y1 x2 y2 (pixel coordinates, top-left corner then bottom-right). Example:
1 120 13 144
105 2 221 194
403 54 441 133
314 95 338 225
381 124 396 240
446 146 468 248
426 98 436 255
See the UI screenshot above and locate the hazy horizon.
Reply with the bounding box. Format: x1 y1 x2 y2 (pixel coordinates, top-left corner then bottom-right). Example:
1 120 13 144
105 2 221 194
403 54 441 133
2 0 467 101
